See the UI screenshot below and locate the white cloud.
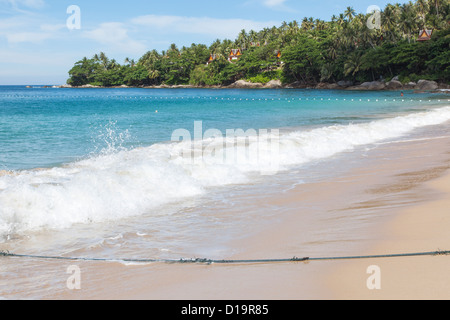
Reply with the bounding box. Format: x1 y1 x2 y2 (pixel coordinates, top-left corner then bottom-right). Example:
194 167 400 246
0 48 71 66
0 18 66 44
0 0 45 11
246 0 294 12
131 15 280 39
263 0 287 7
40 23 66 32
83 22 147 55
0 8 66 45
0 16 28 30
6 31 52 43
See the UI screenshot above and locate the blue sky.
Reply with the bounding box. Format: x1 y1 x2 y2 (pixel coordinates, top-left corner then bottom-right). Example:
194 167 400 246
0 0 408 85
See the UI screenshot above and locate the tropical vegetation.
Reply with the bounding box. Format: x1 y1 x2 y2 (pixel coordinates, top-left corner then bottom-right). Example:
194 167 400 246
67 0 450 87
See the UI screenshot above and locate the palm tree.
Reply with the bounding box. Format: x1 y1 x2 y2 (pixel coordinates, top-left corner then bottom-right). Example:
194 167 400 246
327 45 338 60
99 52 109 70
416 0 429 27
315 19 326 31
124 57 136 67
359 23 377 49
399 3 418 43
125 58 136 67
382 4 400 41
344 52 363 77
431 0 441 15
108 59 118 70
344 6 356 22
301 17 314 31
221 39 234 56
237 29 248 49
320 62 334 82
168 43 179 54
249 29 258 44
148 69 160 82
139 49 161 73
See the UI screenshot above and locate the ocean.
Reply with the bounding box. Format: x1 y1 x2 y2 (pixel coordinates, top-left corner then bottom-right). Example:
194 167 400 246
0 85 449 298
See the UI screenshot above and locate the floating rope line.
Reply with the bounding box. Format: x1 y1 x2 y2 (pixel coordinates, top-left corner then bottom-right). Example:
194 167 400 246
1 250 448 265
0 95 448 103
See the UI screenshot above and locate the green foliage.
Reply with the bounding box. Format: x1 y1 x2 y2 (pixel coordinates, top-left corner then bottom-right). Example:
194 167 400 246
282 35 324 83
67 0 450 87
248 74 271 84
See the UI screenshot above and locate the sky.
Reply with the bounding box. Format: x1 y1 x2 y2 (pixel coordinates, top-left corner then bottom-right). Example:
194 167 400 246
0 0 409 85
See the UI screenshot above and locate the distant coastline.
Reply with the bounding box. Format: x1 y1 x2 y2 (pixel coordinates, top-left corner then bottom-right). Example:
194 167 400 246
54 78 450 93
64 1 449 92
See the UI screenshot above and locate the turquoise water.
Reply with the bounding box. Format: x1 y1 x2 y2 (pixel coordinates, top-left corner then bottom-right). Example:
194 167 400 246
1 85 445 171
1 85 450 299
0 85 449 258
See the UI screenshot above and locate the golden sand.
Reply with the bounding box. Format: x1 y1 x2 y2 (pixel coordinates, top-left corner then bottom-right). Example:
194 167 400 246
50 132 450 300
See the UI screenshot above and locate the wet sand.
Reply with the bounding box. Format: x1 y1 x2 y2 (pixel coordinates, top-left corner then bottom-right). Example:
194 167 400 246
47 124 450 300
329 169 450 300
2 121 449 300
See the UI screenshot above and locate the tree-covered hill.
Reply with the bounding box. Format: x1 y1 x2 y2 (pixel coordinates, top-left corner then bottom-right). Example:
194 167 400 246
67 0 449 87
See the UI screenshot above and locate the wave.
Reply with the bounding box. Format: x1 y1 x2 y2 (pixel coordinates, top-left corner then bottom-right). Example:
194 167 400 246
1 106 449 239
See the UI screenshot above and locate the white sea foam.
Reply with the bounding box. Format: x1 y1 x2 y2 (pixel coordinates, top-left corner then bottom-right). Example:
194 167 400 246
1 106 449 239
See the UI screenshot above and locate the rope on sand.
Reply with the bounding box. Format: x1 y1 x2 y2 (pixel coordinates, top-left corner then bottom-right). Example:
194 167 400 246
1 250 449 265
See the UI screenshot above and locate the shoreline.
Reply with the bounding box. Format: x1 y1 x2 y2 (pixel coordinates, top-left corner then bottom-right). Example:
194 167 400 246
48 118 450 300
2 88 449 300
53 79 450 93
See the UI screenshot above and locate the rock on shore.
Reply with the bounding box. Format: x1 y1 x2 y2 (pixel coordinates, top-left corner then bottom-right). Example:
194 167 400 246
346 81 386 91
415 80 438 91
56 79 448 92
227 80 264 89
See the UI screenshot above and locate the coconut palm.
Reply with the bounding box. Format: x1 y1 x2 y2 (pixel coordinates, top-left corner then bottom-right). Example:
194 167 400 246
237 29 248 49
124 57 136 67
344 52 363 77
416 0 429 26
320 62 334 82
301 17 314 31
327 45 338 60
344 6 356 22
382 4 400 41
108 59 118 70
99 52 109 70
399 2 418 42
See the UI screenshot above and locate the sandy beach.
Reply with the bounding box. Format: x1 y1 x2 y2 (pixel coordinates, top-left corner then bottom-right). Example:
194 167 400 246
330 167 450 300
38 120 449 301
1 0 450 304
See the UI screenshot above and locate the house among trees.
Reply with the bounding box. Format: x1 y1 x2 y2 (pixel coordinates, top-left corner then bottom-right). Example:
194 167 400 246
418 29 433 41
206 54 218 65
228 49 242 62
276 50 282 59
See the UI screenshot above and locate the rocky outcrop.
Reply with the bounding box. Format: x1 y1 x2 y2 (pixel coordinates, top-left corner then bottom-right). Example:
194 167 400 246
415 80 438 91
315 82 340 89
264 79 283 89
80 84 101 88
343 79 446 92
385 80 403 90
347 81 386 91
55 79 448 92
404 82 417 89
228 80 264 88
284 81 308 88
337 80 354 88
